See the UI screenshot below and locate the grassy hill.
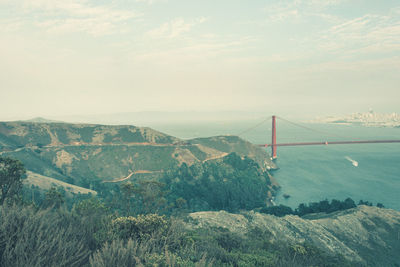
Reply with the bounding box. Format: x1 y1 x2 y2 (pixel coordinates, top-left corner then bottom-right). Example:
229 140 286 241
24 171 97 196
0 121 277 195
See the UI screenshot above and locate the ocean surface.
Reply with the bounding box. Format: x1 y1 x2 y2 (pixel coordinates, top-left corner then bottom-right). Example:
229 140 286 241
151 120 400 210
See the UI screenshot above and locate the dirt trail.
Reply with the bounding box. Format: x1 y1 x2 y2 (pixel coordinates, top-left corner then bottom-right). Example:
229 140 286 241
102 170 163 183
202 152 229 163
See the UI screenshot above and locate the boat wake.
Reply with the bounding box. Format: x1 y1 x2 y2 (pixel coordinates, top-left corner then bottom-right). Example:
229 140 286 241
345 156 358 167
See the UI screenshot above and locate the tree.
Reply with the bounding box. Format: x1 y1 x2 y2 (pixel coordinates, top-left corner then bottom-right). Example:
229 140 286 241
42 187 64 209
120 182 136 215
0 156 26 205
135 180 167 214
260 204 294 217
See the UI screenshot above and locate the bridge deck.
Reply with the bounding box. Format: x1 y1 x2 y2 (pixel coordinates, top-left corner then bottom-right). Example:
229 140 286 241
260 140 400 147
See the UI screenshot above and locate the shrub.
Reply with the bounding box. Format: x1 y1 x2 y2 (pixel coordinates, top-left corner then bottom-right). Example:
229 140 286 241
72 197 111 249
0 157 26 205
0 204 90 267
111 214 169 240
90 238 212 267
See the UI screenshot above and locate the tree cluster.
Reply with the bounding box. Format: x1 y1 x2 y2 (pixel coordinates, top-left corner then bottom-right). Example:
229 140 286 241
261 197 385 217
162 153 273 212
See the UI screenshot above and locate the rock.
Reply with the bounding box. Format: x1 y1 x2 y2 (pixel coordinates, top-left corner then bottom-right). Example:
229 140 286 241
187 206 400 266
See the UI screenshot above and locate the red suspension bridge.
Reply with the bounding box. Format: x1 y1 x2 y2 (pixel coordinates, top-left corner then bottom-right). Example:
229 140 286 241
251 115 400 160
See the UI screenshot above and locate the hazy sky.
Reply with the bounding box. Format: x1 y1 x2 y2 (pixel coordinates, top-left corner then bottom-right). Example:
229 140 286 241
1 0 399 120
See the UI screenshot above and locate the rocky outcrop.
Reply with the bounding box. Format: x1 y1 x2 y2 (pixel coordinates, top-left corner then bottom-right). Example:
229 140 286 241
187 206 400 266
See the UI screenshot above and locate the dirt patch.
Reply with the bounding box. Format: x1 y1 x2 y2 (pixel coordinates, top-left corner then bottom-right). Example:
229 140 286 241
93 147 102 156
54 150 78 168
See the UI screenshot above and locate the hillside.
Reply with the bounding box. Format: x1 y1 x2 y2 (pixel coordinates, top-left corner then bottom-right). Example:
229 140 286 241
24 171 97 196
187 205 400 266
0 121 276 193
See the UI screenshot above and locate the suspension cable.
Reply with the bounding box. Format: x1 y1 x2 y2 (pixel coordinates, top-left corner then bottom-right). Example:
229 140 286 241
276 116 350 140
237 116 271 136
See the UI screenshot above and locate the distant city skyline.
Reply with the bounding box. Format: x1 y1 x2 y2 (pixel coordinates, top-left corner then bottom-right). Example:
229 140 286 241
1 0 399 121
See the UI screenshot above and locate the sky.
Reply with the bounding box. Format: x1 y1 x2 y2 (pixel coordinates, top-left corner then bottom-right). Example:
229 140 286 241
0 0 399 121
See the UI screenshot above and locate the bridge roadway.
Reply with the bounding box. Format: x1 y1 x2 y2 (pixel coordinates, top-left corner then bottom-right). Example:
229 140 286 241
260 140 400 147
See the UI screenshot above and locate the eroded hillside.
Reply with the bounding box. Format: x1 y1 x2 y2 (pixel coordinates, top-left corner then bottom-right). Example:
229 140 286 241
0 121 277 194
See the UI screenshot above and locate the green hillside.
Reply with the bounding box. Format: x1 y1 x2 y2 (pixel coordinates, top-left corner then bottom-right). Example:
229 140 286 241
25 171 97 196
0 121 277 196
0 122 179 148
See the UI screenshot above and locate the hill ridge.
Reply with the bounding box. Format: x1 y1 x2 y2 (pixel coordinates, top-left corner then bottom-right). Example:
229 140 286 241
0 120 276 191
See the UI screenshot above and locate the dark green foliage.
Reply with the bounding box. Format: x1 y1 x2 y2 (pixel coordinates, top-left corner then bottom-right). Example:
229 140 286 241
116 180 168 215
135 180 167 214
79 126 95 143
260 204 294 217
111 214 169 240
120 181 137 215
295 198 357 216
163 153 272 212
72 198 111 249
358 200 373 206
42 186 65 209
260 198 366 217
89 239 146 267
89 238 212 267
0 156 26 204
0 204 90 267
92 214 207 267
115 128 147 143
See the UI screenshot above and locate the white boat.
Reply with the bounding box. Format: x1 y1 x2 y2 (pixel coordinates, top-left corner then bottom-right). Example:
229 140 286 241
345 156 358 167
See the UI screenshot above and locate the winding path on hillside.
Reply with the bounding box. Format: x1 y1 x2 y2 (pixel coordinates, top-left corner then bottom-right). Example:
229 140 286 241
202 152 229 163
102 170 163 183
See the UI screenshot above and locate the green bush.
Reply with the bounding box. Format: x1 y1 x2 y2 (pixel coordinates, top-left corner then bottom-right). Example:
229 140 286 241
72 198 111 249
111 214 169 240
0 204 90 267
90 238 212 267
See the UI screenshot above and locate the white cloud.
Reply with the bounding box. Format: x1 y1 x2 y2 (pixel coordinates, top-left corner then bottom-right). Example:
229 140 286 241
264 0 344 22
317 11 400 55
5 0 139 36
147 17 206 39
135 0 167 4
131 36 255 66
0 18 23 33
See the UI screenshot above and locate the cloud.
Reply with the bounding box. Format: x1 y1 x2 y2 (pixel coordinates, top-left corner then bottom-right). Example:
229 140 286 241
147 17 206 39
135 0 166 4
317 11 400 55
5 0 139 36
264 0 344 22
0 18 23 33
131 35 256 66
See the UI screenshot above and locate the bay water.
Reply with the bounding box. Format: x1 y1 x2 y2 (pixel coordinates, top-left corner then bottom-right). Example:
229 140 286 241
151 120 400 210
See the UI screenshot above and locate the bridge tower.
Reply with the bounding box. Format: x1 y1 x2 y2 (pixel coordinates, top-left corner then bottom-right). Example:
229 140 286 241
272 115 277 159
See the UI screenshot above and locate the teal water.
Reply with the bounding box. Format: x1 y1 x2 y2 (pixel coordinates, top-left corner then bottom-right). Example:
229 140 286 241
151 121 400 210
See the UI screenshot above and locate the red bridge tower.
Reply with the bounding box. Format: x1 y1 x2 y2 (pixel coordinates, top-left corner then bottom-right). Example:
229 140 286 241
272 115 277 160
